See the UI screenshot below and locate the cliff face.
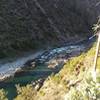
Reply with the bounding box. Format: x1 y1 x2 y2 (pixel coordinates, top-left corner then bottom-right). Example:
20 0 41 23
0 0 100 57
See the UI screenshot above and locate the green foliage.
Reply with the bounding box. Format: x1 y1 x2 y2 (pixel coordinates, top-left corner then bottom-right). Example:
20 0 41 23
65 73 100 100
14 85 36 100
0 89 8 100
92 18 100 33
39 90 45 96
97 57 100 69
60 54 85 78
50 73 62 84
86 44 96 57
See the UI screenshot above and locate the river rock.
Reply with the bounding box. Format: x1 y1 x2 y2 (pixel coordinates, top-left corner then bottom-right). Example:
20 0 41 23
46 60 59 69
23 59 37 70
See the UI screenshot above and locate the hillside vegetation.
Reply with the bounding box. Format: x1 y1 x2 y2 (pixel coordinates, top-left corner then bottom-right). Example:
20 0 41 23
34 43 100 100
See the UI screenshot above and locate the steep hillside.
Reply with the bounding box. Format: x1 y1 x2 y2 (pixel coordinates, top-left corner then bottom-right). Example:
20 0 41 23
0 0 100 57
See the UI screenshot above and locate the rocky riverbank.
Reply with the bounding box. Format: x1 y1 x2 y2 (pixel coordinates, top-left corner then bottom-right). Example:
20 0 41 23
0 51 43 81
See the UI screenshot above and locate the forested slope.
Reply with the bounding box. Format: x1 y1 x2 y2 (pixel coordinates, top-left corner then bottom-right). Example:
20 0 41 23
0 0 100 57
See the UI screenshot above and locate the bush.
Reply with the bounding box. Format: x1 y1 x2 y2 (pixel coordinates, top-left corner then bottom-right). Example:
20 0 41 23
14 85 37 100
64 73 100 100
0 89 8 100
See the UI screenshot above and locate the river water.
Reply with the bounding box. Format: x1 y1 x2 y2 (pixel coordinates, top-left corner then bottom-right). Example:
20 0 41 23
0 44 85 81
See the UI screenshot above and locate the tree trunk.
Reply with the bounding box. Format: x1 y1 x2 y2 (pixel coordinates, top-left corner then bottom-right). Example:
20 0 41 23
92 32 100 82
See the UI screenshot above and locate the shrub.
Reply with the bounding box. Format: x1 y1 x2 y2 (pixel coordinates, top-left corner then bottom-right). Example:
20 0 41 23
0 89 8 100
14 85 37 100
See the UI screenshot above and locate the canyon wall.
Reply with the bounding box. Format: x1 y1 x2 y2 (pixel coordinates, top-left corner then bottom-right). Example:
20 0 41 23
0 0 100 57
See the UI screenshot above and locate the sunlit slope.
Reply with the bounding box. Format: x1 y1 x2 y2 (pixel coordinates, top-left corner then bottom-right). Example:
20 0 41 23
13 43 100 100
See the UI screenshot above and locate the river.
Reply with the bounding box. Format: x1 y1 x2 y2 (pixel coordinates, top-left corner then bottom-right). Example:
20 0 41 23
0 38 95 100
